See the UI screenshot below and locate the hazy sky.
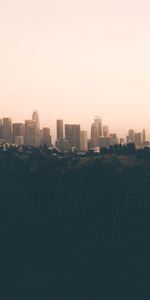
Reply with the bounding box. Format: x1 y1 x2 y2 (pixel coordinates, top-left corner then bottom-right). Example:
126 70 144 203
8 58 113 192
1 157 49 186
1 0 150 137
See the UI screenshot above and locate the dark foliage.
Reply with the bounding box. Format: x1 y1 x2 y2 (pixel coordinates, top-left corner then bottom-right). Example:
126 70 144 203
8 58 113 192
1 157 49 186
1 147 150 299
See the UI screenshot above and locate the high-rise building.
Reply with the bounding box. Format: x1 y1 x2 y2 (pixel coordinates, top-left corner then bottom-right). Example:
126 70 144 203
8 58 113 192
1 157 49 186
12 123 25 144
87 139 93 150
110 133 118 145
126 129 135 143
94 116 102 137
3 118 12 143
98 137 111 148
32 111 40 146
32 110 40 129
42 127 52 147
57 120 63 140
56 138 68 151
120 138 125 144
103 125 109 137
91 123 98 148
91 116 102 148
39 129 43 145
135 132 142 147
15 136 24 145
142 129 146 145
65 124 80 151
0 119 3 139
25 120 37 146
80 130 88 152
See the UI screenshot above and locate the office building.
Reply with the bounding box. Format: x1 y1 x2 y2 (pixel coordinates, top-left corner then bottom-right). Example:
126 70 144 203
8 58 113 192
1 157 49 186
42 127 51 147
91 116 103 148
103 125 109 137
32 110 40 129
135 132 142 147
120 138 125 144
25 120 37 146
80 130 88 152
0 119 3 139
98 137 111 148
91 123 98 148
56 137 69 151
142 129 146 145
126 129 135 143
15 136 24 145
32 110 40 146
110 133 118 145
13 123 25 144
94 116 102 137
65 124 80 151
87 139 93 150
3 118 12 143
57 119 63 140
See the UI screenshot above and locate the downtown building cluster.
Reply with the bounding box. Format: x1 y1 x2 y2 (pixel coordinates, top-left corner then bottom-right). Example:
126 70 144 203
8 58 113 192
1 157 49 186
0 111 52 148
0 112 149 152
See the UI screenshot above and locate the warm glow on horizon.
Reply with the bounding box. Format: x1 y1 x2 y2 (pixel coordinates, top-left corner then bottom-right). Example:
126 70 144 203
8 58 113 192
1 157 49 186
1 0 150 137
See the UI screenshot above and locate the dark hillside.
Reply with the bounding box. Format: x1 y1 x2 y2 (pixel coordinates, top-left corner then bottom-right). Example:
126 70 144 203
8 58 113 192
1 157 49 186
1 150 150 299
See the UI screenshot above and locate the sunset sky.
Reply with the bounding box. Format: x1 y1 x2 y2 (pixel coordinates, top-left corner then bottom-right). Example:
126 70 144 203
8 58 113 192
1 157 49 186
0 0 150 138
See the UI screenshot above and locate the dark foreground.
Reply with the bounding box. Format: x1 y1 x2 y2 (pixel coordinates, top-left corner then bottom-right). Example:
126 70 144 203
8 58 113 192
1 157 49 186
1 148 150 299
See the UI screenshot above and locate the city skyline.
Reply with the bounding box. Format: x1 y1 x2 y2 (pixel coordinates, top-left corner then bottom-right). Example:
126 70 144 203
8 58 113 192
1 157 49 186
0 111 148 150
0 111 149 141
1 0 150 135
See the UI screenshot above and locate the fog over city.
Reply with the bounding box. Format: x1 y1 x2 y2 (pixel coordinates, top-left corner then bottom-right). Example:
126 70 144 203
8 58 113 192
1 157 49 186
1 0 150 136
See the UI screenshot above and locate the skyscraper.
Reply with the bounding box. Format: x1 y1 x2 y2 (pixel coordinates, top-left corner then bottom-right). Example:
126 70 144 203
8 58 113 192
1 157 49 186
142 129 146 145
126 129 135 143
94 116 102 137
65 124 80 151
57 120 63 140
25 120 37 146
91 123 98 148
135 132 142 147
12 123 25 144
110 133 118 145
103 125 109 137
80 130 88 152
32 110 40 146
91 116 103 148
42 127 52 147
3 118 12 143
98 137 111 148
56 138 68 151
0 119 3 139
32 110 40 130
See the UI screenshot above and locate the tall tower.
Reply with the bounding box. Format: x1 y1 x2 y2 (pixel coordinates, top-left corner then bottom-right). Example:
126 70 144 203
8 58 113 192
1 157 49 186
0 119 3 139
3 118 12 143
65 124 80 151
32 110 40 146
91 123 98 147
80 130 88 152
32 111 40 129
12 123 25 144
25 120 37 146
94 116 102 137
91 116 102 148
142 129 146 145
57 119 63 140
126 129 135 143
103 125 109 137
42 127 51 147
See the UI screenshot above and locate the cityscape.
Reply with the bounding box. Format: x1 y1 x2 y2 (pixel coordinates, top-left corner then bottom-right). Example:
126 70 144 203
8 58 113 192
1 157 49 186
2 0 150 297
0 111 148 152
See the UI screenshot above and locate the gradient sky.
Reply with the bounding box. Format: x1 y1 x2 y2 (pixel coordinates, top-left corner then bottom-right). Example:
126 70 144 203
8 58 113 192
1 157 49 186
1 0 150 138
